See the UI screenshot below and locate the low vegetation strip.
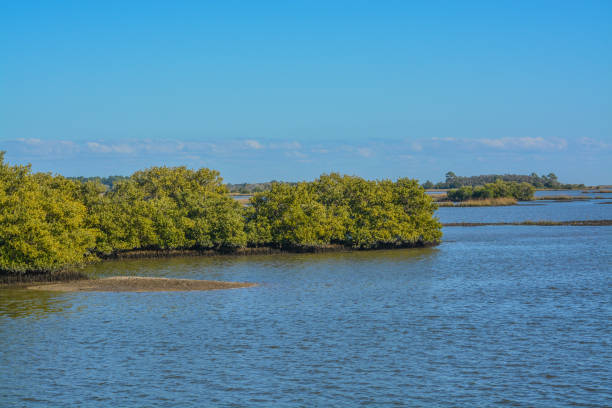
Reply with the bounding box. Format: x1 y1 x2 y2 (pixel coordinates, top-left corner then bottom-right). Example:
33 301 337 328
443 220 612 227
437 197 517 207
26 276 256 292
535 195 592 201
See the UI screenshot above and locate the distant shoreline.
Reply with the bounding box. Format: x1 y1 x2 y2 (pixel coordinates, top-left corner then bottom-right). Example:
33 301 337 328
442 220 612 227
100 241 438 260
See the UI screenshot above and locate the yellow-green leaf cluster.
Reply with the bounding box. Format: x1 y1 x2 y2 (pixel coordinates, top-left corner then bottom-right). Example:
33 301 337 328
0 152 97 273
89 166 246 254
246 173 442 249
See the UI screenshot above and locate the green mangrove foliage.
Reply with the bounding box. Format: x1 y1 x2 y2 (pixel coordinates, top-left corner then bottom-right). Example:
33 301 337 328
246 174 441 249
86 166 247 254
0 153 441 274
446 179 535 202
0 153 97 273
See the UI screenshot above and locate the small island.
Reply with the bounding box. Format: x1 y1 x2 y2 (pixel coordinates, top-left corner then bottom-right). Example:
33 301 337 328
0 152 441 284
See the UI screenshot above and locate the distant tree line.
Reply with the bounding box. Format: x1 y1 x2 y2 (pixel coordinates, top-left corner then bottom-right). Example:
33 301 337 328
1 152 441 275
74 171 583 193
69 175 129 189
226 181 297 194
422 172 584 190
71 177 296 193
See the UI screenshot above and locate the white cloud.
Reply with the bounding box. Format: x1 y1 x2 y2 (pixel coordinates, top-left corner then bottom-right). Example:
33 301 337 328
16 138 43 146
357 147 373 158
476 137 567 151
425 136 568 152
410 142 423 152
579 137 612 150
86 142 113 153
285 150 308 159
244 140 264 149
311 148 329 154
270 141 302 150
111 144 135 154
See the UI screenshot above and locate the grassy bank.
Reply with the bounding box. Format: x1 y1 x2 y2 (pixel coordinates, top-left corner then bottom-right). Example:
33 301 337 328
536 195 592 201
537 195 609 201
582 189 612 194
431 193 448 201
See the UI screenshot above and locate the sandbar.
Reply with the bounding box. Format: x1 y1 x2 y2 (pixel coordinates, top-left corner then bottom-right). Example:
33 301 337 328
27 276 256 292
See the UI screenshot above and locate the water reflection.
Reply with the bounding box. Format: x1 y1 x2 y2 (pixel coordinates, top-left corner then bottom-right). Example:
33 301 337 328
0 247 438 320
83 247 439 280
436 198 612 223
0 289 73 319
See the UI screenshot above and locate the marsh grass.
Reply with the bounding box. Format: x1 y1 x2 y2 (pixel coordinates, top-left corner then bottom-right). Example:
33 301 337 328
432 193 448 202
536 195 592 201
582 189 612 194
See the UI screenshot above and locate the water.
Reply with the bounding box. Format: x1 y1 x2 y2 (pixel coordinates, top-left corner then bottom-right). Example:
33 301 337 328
2 197 611 407
436 195 612 224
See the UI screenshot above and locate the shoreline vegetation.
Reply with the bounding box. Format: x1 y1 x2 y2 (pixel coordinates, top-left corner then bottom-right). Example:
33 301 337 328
101 241 437 260
443 220 612 227
0 152 441 282
1 151 608 285
437 197 517 207
72 173 604 194
583 189 612 194
536 195 589 201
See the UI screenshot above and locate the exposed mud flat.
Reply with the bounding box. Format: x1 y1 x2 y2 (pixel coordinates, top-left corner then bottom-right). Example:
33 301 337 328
26 276 257 292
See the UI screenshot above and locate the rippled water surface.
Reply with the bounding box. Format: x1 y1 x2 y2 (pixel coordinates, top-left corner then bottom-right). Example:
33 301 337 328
436 194 612 224
1 201 611 407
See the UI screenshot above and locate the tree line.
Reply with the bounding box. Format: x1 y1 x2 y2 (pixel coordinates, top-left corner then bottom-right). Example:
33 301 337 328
70 177 295 193
446 179 535 202
1 153 441 275
422 171 584 190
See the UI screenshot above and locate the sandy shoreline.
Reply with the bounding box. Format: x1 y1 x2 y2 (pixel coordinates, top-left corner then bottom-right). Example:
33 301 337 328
26 276 257 292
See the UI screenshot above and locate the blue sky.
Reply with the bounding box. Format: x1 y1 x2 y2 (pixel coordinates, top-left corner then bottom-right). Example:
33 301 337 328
1 0 611 184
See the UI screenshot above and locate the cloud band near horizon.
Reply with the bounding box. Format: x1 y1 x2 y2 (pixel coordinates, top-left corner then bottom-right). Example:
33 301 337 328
1 136 610 184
